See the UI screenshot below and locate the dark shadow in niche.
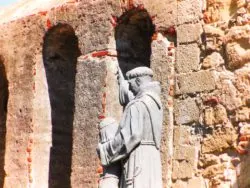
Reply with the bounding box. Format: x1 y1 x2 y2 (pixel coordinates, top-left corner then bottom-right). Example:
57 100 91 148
115 7 155 76
42 23 81 188
0 55 8 187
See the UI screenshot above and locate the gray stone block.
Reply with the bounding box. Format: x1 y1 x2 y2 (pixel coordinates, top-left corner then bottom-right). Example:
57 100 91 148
174 98 199 125
177 23 203 44
177 0 202 25
175 70 216 95
176 43 200 73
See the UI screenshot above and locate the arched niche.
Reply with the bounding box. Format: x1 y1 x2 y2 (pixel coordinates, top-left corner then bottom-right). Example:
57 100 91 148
42 23 80 188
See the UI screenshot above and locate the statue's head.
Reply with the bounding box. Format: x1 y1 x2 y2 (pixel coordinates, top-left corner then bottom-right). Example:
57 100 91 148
126 67 153 95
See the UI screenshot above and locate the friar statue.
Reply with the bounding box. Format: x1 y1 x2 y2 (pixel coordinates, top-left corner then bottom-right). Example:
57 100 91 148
98 66 163 188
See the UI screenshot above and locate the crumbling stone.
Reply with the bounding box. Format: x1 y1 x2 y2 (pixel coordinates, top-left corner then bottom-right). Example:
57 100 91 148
199 154 220 168
175 70 216 95
204 107 215 126
202 164 226 178
174 98 199 125
202 52 224 69
172 160 195 179
226 42 250 70
203 25 224 51
203 104 228 126
235 65 250 104
176 43 200 73
202 127 238 153
235 107 250 122
214 73 242 111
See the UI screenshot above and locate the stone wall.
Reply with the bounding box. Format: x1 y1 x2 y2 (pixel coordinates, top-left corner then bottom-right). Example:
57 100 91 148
0 0 250 188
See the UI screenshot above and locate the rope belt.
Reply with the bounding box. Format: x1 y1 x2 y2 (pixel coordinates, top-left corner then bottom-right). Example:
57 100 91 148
140 140 155 146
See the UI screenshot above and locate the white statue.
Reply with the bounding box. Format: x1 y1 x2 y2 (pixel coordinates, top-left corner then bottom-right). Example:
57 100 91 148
98 117 121 188
98 66 163 188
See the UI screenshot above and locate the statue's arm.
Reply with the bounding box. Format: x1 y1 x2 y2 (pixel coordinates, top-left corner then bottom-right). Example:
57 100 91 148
98 103 143 166
119 80 135 106
117 66 134 106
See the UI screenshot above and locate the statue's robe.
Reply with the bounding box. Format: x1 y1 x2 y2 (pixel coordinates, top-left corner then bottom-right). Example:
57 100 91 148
99 82 163 188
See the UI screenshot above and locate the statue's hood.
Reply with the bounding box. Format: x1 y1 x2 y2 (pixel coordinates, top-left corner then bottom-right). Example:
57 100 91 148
136 81 162 109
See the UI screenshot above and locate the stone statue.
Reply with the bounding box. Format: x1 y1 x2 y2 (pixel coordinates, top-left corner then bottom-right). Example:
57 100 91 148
98 117 121 188
97 66 163 188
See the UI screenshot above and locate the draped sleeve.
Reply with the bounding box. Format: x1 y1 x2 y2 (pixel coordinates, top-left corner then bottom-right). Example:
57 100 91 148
98 102 143 166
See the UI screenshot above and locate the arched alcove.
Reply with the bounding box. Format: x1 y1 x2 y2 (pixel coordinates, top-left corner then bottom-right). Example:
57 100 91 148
42 23 80 187
115 8 155 76
0 55 8 187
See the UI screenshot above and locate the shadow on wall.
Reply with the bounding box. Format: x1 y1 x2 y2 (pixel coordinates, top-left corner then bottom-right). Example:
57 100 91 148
0 56 8 187
115 7 155 76
42 23 81 188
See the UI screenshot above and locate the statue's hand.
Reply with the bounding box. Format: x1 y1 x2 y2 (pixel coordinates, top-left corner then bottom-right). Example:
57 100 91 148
117 66 124 85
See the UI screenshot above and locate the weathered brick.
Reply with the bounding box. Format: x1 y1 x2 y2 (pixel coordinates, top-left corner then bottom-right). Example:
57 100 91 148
175 71 216 95
176 43 200 73
174 98 199 125
177 22 203 43
177 0 202 25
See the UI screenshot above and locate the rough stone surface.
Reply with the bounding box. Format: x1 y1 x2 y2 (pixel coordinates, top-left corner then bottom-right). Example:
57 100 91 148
177 0 202 25
235 107 250 122
187 177 206 188
151 34 173 186
174 145 198 162
174 98 199 125
202 164 226 178
201 127 238 154
203 25 224 51
130 0 177 30
172 180 188 188
203 104 228 126
235 64 250 105
214 73 243 111
199 154 220 168
172 160 195 179
174 126 194 146
175 71 216 95
176 43 200 73
71 56 106 187
202 52 225 69
177 22 203 43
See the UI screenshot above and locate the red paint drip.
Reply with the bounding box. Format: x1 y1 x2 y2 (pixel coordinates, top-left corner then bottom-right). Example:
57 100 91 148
32 83 35 91
92 51 109 58
46 19 52 29
98 115 106 119
111 15 118 27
